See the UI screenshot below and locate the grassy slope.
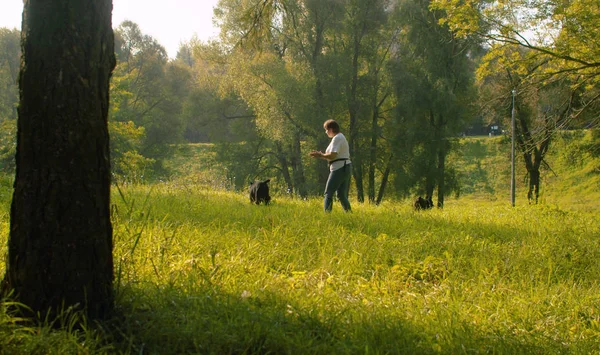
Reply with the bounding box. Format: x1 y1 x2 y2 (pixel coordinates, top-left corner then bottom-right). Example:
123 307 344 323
452 132 600 211
0 134 599 354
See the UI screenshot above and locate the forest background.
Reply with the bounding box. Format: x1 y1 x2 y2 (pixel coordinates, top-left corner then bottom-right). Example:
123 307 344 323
1 0 599 206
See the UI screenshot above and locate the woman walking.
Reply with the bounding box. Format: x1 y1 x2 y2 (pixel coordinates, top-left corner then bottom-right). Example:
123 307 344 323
310 119 352 212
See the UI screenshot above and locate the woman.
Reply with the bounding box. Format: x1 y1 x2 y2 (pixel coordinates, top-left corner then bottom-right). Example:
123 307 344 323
310 119 352 212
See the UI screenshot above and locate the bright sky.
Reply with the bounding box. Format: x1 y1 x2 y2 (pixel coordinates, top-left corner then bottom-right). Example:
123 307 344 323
0 0 221 59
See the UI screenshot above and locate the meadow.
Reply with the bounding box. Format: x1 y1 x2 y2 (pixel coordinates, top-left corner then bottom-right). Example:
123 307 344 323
0 134 599 354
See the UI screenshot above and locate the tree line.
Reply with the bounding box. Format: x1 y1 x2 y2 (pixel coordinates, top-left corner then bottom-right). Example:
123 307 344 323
1 0 598 206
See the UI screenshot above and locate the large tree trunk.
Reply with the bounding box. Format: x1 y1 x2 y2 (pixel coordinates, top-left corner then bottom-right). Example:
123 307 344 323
528 169 540 203
2 0 116 320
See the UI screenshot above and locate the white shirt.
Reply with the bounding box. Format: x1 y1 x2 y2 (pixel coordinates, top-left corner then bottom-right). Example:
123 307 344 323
326 133 351 171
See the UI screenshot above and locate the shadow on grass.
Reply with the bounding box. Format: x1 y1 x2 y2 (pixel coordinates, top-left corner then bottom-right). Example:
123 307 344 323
107 284 564 354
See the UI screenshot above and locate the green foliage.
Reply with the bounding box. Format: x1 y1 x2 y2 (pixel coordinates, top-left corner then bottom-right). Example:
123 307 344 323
0 119 16 173
387 0 479 201
431 0 600 128
109 21 188 180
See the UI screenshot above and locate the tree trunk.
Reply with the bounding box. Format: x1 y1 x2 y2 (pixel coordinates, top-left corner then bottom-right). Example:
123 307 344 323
515 106 553 205
375 154 392 205
274 142 293 195
367 92 378 203
2 0 116 320
290 131 308 198
348 28 365 203
528 169 540 203
436 143 446 208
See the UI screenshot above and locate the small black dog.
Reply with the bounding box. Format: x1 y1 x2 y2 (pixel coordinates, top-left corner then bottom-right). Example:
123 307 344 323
414 196 434 210
249 179 271 205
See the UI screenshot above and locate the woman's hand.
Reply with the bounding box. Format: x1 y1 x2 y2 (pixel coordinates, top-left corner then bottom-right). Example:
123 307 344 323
309 151 323 158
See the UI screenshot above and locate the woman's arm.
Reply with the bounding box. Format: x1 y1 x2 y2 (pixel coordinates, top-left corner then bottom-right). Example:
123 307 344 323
309 151 338 160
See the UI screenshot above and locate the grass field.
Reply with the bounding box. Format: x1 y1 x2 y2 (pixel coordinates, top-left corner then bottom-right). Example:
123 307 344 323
0 133 599 354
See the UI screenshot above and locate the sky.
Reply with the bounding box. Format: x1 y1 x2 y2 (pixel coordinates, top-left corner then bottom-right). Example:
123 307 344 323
0 0 221 59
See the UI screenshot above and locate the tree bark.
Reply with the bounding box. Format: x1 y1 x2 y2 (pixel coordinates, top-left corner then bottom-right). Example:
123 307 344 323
375 154 392 205
274 142 293 195
2 0 116 320
348 33 365 203
436 142 446 208
290 131 308 198
367 90 378 203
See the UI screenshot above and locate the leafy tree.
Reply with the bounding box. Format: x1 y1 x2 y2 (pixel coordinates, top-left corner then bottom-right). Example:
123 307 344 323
431 0 600 127
431 0 599 202
214 0 336 196
182 41 256 143
2 0 115 320
389 0 478 207
111 21 185 178
325 0 389 203
478 45 577 202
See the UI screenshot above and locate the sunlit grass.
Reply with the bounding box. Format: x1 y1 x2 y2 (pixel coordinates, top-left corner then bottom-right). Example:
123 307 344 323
2 182 597 353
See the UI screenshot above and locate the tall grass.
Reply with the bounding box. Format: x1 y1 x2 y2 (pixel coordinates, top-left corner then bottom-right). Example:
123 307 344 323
2 181 598 354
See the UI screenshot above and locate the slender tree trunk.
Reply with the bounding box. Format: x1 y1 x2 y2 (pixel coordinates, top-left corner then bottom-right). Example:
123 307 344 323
436 143 446 208
368 91 378 203
311 23 330 190
424 111 437 201
274 142 293 195
375 154 392 205
2 0 115 320
290 131 308 198
348 25 365 203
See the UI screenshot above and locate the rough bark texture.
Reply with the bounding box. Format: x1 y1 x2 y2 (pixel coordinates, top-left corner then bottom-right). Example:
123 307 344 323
2 0 116 320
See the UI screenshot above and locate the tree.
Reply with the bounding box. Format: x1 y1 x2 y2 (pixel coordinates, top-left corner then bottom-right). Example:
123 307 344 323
331 0 390 203
388 0 477 207
216 0 349 194
431 0 600 126
432 0 600 202
478 45 576 203
1 0 115 320
112 21 185 177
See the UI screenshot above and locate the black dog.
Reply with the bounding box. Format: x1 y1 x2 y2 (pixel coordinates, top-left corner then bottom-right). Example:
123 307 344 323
414 196 434 210
249 179 271 205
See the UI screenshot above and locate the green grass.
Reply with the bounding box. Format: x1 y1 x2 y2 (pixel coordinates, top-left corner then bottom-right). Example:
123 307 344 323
1 183 599 354
1 133 600 354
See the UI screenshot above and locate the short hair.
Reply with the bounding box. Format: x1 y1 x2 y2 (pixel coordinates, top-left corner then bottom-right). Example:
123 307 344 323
323 119 340 134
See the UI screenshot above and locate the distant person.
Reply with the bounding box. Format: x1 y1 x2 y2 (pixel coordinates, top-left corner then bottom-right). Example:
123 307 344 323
310 119 352 212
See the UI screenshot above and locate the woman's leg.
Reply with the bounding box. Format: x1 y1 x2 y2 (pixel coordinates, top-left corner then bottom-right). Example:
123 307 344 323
336 164 352 212
324 168 345 212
